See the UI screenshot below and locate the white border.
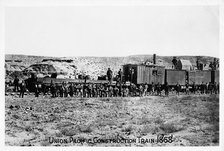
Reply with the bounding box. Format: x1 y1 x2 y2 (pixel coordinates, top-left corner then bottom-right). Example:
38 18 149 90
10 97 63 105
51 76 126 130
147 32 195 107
0 0 223 151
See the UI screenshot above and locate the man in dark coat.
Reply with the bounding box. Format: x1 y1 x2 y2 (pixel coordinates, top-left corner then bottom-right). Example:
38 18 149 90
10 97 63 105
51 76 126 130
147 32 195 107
192 82 196 94
175 82 181 96
69 83 74 97
107 68 113 84
34 83 39 97
50 81 56 97
19 80 26 98
129 68 135 83
200 82 205 94
118 69 123 83
156 82 162 96
13 76 19 92
164 82 169 96
185 83 190 95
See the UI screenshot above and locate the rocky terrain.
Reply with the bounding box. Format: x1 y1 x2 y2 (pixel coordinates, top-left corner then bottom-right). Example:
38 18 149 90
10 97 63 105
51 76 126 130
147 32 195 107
5 94 219 146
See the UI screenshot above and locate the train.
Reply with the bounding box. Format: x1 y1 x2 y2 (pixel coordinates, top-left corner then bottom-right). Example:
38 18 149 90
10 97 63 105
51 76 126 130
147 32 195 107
122 64 219 87
23 54 219 92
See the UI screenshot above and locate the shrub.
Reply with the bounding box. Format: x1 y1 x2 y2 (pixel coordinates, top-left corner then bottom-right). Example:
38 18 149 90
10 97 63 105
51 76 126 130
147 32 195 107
141 124 160 135
122 125 133 135
79 125 93 133
159 122 183 134
24 125 33 132
60 127 79 136
154 117 164 125
139 116 151 125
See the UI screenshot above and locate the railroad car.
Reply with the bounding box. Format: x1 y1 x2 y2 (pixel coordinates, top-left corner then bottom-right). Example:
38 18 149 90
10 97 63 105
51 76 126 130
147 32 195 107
146 65 165 84
188 70 212 85
123 64 144 84
165 69 186 86
123 64 165 84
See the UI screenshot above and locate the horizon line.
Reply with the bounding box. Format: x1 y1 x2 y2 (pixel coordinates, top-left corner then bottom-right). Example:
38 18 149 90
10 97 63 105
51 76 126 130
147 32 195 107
4 53 219 59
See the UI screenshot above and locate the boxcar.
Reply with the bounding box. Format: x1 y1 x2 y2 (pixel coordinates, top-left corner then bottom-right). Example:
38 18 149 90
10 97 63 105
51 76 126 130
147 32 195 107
165 69 186 86
188 70 211 85
146 65 165 84
123 64 165 84
123 64 145 84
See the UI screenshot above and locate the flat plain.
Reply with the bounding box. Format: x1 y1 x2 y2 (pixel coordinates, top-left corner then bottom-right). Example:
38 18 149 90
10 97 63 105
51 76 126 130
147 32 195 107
5 93 219 146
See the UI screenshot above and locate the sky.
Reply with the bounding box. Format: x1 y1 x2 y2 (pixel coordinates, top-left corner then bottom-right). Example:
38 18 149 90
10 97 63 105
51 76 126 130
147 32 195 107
4 5 219 57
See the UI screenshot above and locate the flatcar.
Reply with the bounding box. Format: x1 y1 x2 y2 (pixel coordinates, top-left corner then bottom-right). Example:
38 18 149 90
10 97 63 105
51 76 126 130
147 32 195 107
25 76 110 92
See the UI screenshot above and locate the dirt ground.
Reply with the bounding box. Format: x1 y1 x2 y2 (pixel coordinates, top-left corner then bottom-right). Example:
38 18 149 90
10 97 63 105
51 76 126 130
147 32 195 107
5 94 219 146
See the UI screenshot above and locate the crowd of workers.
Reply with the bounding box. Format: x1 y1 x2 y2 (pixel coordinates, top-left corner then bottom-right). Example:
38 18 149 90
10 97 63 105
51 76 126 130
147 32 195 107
8 67 219 98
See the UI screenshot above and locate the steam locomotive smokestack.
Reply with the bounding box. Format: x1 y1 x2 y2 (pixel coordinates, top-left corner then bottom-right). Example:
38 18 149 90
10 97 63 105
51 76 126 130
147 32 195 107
153 54 156 64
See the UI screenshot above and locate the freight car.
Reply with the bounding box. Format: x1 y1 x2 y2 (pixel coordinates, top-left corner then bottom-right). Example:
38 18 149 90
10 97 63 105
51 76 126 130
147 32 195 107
165 69 186 86
123 64 165 84
188 70 212 85
123 63 219 87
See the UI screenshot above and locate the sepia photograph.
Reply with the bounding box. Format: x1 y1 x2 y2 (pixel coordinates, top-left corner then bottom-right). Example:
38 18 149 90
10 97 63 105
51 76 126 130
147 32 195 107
2 0 223 149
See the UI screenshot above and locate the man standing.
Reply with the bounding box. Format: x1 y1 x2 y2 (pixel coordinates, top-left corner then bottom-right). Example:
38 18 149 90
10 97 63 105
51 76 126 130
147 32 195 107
129 68 135 83
157 82 162 96
192 82 196 94
143 83 148 96
69 83 74 97
13 76 19 92
139 84 144 97
151 82 155 95
19 80 26 98
34 83 39 97
214 82 218 94
118 69 123 83
50 81 56 98
107 68 113 84
176 82 181 96
164 82 169 96
185 83 189 95
200 82 205 94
